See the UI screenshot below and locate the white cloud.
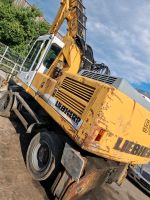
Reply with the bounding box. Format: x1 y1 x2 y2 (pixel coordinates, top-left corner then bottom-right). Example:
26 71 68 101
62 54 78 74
85 0 150 84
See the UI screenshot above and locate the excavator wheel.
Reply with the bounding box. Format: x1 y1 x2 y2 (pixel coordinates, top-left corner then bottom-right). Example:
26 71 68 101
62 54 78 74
26 131 64 181
0 91 13 117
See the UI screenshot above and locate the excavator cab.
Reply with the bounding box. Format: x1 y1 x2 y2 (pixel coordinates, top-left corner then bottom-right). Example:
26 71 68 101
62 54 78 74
18 35 64 88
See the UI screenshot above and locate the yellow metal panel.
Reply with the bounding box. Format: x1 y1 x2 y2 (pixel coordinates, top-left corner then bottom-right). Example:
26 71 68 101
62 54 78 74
17 73 150 165
81 86 150 164
31 72 57 96
62 37 81 74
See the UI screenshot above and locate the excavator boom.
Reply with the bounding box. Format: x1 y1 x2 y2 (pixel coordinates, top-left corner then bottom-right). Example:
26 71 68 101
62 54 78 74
49 0 87 42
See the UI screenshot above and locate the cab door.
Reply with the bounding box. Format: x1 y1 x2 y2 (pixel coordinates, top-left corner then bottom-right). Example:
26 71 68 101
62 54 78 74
31 36 64 100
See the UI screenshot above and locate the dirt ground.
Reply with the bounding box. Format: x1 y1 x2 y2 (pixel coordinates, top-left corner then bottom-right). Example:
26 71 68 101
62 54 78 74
0 116 149 200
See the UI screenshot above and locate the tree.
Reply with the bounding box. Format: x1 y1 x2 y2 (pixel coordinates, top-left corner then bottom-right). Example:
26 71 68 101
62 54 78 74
0 1 49 56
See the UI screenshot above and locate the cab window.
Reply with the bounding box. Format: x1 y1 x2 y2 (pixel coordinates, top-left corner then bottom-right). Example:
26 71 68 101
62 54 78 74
31 40 49 71
22 40 43 72
43 43 61 70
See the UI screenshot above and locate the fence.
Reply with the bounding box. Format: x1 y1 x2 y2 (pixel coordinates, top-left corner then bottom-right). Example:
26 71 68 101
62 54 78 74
0 42 25 79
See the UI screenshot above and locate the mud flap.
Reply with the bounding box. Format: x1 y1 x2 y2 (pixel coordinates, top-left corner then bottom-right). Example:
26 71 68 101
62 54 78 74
51 144 111 200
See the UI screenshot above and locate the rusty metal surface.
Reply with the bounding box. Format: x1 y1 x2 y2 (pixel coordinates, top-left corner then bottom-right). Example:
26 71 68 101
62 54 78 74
62 169 104 200
54 153 113 200
53 171 73 199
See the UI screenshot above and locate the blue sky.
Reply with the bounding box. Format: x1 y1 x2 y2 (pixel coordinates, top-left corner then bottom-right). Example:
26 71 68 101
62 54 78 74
29 0 150 93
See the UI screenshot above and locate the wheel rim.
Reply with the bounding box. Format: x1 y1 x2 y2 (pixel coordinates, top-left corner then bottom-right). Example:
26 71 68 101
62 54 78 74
38 143 50 168
32 141 51 172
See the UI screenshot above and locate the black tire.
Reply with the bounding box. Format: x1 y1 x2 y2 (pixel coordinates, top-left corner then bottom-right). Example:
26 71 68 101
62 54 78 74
0 91 13 113
26 131 64 181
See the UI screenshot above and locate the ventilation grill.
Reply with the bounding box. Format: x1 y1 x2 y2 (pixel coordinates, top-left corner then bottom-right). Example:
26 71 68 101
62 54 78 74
61 77 95 102
55 77 95 116
80 70 118 85
55 90 86 116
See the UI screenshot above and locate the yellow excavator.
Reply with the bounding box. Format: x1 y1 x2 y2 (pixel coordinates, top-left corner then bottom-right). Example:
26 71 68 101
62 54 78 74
0 0 150 199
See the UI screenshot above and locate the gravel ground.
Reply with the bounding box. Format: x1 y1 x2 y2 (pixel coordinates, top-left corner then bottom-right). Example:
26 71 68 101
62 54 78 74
0 116 149 200
0 116 48 200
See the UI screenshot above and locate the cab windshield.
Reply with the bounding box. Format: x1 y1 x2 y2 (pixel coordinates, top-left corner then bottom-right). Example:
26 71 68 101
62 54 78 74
22 40 49 72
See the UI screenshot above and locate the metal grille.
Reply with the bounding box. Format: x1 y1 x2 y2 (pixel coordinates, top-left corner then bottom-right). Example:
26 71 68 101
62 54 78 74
55 77 95 116
61 77 95 102
55 89 86 116
80 70 118 85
